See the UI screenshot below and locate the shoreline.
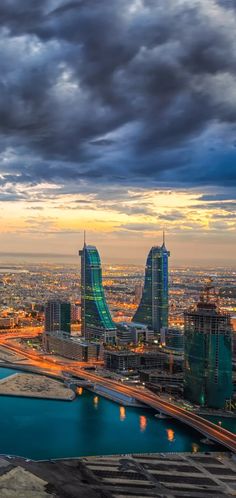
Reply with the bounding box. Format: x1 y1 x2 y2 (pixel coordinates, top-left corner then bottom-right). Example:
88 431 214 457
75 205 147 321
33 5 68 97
0 371 75 401
0 363 235 418
0 392 75 401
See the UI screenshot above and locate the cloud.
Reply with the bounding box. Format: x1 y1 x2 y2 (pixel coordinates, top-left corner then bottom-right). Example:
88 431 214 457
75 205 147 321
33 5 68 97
0 0 234 200
118 222 157 232
159 210 185 221
194 201 236 212
199 193 236 201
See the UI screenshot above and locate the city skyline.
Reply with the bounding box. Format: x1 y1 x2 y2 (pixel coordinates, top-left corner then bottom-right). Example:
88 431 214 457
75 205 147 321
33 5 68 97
0 1 235 264
0 0 235 483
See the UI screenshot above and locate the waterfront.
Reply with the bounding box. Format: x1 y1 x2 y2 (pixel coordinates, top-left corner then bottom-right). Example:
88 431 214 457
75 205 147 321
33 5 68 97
0 367 230 460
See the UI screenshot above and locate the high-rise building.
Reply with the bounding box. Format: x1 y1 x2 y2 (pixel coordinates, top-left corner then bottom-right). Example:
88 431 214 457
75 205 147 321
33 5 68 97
134 283 143 304
184 284 233 409
161 327 184 352
132 236 170 333
44 301 71 335
79 242 116 341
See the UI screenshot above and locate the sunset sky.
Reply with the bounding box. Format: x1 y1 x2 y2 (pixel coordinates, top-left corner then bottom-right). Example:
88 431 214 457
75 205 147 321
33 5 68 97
0 0 235 265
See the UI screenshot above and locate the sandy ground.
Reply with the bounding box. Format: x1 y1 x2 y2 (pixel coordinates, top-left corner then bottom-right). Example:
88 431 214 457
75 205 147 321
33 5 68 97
0 346 26 362
0 467 50 498
0 373 75 400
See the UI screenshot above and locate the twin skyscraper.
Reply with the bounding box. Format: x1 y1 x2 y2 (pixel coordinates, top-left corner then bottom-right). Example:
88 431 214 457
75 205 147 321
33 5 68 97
79 236 170 340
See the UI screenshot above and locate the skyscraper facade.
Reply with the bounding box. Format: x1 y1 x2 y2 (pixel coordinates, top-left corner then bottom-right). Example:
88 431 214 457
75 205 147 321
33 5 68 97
79 243 116 340
184 288 233 409
44 301 71 335
134 282 144 304
132 239 170 333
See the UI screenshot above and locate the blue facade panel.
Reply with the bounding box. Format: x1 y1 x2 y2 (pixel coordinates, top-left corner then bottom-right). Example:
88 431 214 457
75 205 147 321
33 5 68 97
132 243 170 333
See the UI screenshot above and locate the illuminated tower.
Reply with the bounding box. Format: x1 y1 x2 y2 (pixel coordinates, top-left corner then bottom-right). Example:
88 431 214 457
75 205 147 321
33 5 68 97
79 240 116 341
132 235 170 333
184 281 233 409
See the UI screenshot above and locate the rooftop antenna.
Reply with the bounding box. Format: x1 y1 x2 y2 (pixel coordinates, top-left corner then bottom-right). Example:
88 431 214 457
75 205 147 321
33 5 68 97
84 230 86 247
162 228 165 247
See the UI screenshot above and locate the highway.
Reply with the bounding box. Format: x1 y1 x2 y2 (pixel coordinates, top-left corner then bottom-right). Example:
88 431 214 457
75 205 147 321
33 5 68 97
0 333 235 453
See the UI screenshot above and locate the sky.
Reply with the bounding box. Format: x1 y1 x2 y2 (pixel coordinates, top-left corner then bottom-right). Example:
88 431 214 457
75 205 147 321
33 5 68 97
0 0 235 266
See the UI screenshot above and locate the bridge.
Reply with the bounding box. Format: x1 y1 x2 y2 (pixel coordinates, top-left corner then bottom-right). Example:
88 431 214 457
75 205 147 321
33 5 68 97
69 368 236 453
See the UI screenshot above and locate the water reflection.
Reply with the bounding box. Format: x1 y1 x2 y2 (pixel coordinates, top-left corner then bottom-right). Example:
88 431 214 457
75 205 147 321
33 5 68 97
166 428 175 442
139 415 147 432
120 406 126 421
77 387 83 396
192 442 199 453
93 396 99 408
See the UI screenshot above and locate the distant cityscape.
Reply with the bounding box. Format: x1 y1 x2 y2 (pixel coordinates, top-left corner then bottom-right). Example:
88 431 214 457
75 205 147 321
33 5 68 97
0 257 235 328
0 238 235 416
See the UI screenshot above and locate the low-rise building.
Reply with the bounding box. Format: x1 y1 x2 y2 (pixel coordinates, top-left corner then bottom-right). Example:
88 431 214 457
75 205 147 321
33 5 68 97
116 322 154 345
140 369 183 395
42 331 99 362
85 325 117 344
104 350 140 371
104 347 183 373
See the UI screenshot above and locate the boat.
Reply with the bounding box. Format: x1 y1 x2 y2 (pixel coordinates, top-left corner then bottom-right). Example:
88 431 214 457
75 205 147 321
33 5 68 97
155 412 168 419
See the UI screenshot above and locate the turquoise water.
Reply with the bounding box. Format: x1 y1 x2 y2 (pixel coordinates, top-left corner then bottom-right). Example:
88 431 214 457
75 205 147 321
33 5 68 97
0 368 231 460
0 368 20 380
205 415 236 434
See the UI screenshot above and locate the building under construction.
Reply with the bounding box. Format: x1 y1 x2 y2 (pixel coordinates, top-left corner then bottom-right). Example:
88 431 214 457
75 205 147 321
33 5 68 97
184 281 233 409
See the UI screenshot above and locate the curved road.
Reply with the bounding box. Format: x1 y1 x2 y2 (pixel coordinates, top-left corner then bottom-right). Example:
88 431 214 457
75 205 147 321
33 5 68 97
69 367 236 453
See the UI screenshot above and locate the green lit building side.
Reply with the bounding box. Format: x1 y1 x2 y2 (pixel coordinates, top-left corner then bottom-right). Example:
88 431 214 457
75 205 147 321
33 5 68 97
132 241 170 333
184 301 233 409
79 244 116 338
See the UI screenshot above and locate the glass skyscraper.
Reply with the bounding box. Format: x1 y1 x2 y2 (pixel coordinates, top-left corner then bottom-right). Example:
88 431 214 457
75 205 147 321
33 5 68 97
44 301 71 335
132 238 170 333
79 243 116 340
184 292 233 409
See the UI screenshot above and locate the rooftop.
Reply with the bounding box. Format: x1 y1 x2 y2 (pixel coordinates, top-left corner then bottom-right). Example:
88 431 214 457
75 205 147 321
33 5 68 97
0 452 235 497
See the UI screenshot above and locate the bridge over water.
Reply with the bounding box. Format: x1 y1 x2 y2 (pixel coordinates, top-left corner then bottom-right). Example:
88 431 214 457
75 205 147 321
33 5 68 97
70 368 236 453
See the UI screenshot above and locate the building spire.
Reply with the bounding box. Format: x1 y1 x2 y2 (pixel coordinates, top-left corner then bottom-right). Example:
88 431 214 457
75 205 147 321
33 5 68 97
162 228 166 248
83 230 86 247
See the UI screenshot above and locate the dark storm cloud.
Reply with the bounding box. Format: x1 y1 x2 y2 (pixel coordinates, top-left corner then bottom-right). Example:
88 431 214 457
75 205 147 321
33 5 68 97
0 0 235 194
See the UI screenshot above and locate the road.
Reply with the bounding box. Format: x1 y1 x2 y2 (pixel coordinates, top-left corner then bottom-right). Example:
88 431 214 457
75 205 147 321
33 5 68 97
0 333 235 453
